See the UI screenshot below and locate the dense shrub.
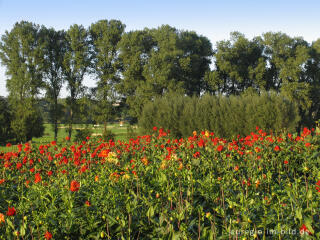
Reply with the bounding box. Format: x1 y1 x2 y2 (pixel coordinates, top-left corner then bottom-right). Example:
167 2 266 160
74 127 93 142
0 97 14 144
10 105 45 143
139 91 300 138
102 129 115 141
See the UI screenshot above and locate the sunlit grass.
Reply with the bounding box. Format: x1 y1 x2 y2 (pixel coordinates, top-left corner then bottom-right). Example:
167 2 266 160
0 122 139 152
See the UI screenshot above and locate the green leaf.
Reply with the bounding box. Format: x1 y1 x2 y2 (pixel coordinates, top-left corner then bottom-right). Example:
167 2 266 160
147 205 154 218
304 217 314 234
20 223 26 236
171 231 180 240
158 172 167 184
295 208 302 220
307 189 312 200
6 218 14 229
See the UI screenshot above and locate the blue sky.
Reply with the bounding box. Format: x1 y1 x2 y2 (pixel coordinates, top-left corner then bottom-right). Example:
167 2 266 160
1 0 320 96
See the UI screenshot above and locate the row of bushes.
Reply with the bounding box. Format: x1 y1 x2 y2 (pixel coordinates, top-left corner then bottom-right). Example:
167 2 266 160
139 91 300 138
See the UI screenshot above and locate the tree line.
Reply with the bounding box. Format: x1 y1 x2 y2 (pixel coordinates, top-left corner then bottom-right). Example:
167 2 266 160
0 20 319 143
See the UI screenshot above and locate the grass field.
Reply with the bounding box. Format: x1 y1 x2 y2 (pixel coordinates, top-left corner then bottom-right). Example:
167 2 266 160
0 122 139 152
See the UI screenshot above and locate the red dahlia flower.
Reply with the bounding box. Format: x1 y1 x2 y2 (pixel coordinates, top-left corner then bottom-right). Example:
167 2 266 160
6 207 16 216
70 180 80 192
44 231 53 240
300 224 312 235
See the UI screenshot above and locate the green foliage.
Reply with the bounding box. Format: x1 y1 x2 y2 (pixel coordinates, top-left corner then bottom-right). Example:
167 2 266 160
126 125 138 139
0 97 13 144
74 127 93 143
0 21 44 100
118 25 212 118
40 27 67 141
0 21 45 143
63 24 90 139
205 32 266 95
10 103 45 142
1 125 320 239
89 19 125 125
205 31 318 129
139 92 300 138
2 20 320 141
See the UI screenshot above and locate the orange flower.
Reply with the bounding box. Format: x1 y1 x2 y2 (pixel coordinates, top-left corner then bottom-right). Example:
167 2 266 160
70 180 80 192
95 175 99 182
234 165 239 171
178 162 183 170
34 173 41 183
141 157 149 166
0 213 4 224
255 179 260 188
98 149 109 158
0 179 5 184
85 200 91 207
193 151 200 158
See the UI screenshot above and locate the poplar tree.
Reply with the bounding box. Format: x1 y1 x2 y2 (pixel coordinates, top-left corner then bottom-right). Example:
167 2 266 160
41 27 66 141
89 19 125 132
0 21 44 142
63 24 90 139
205 32 266 95
118 25 212 118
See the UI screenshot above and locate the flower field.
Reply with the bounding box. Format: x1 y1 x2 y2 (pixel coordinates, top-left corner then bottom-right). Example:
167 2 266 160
0 127 320 239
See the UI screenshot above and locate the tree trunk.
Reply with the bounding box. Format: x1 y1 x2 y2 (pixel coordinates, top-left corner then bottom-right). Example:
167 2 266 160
54 98 58 142
68 107 73 140
68 90 75 140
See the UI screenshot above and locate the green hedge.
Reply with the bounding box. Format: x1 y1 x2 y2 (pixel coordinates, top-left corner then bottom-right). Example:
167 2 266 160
139 91 300 138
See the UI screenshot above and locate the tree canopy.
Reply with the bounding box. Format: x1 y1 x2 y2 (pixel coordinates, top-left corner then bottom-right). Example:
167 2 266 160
1 20 320 143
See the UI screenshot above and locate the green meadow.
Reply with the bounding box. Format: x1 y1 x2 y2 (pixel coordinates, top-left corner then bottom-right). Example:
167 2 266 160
0 122 139 152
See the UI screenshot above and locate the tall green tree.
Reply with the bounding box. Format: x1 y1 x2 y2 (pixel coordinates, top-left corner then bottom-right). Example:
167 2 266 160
261 32 311 129
118 29 155 118
41 27 66 141
89 19 125 132
304 39 320 125
118 25 212 118
63 24 90 139
0 21 44 142
176 30 213 95
205 32 266 95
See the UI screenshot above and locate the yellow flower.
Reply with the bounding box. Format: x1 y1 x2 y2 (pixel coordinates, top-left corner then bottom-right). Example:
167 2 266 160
122 174 130 180
205 130 210 137
106 152 118 164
